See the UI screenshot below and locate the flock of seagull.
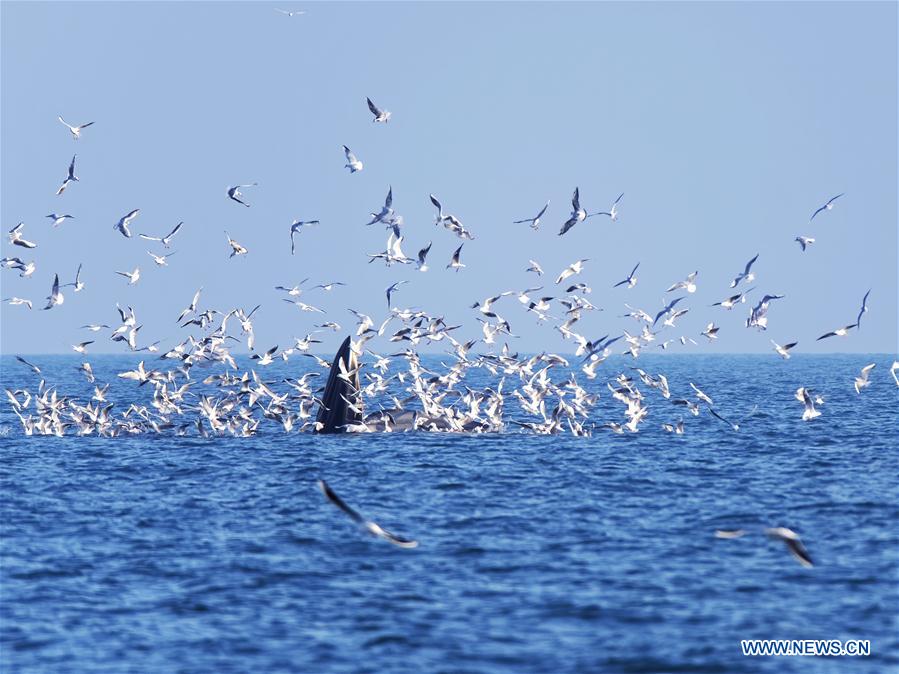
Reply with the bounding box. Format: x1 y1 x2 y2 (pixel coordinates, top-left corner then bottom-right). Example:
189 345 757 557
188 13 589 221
1 7 894 566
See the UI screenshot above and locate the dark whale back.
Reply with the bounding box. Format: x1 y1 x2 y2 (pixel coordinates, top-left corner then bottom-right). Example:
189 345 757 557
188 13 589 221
314 336 362 433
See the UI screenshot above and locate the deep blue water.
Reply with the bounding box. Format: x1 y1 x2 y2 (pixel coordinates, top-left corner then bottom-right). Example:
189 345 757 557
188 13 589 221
1 354 897 673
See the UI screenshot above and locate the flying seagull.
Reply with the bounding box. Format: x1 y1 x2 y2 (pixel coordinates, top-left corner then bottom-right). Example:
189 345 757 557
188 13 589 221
16 356 41 375
55 155 79 195
225 232 248 258
613 262 640 288
416 242 432 272
385 281 408 308
317 479 417 548
729 253 758 288
666 271 698 293
46 213 74 227
810 193 843 221
856 289 871 329
513 201 549 230
227 183 257 207
58 116 94 140
342 145 363 173
366 186 394 226
795 236 815 251
853 363 875 394
766 527 814 567
594 192 624 221
770 339 798 359
289 219 320 255
115 267 141 285
816 324 856 341
275 8 306 16
113 209 140 237
8 223 37 249
366 97 391 123
147 250 176 267
559 187 601 236
526 260 544 276
42 274 64 310
62 263 85 292
447 244 465 272
139 221 183 248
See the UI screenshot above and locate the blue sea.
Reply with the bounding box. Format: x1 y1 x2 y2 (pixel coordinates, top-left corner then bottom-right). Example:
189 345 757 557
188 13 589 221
1 353 897 674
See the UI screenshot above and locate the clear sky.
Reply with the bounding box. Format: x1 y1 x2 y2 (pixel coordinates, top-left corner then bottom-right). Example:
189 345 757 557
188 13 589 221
1 1 896 355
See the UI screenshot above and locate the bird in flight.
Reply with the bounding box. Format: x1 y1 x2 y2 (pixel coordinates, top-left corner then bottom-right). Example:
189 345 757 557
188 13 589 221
289 219 320 255
113 209 140 237
58 116 94 140
318 479 417 548
513 201 549 230
795 236 815 251
613 262 639 289
810 193 843 221
8 223 37 249
342 145 363 173
139 221 183 248
55 155 79 195
227 183 257 207
367 97 391 123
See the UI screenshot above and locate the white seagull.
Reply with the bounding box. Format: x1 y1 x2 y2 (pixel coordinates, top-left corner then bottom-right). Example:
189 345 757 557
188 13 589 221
366 186 394 226
8 223 37 249
46 213 74 227
513 201 549 230
526 260 544 276
447 244 465 272
342 145 363 173
289 219 320 255
55 155 79 195
318 479 417 548
58 116 94 140
594 192 624 221
613 262 639 289
856 289 871 329
555 259 588 285
853 364 875 394
366 97 391 123
558 187 601 236
795 236 815 251
42 274 64 310
666 271 698 294
227 183 257 207
729 253 758 288
115 267 141 285
147 251 176 267
770 339 798 359
766 527 814 567
225 232 248 258
810 193 843 221
416 242 432 272
113 209 140 237
139 221 183 248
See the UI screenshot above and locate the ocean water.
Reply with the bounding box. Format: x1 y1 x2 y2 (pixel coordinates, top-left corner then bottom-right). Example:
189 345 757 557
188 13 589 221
0 353 897 674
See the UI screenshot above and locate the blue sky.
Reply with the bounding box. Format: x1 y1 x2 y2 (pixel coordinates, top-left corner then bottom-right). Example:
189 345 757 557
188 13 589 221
1 1 896 355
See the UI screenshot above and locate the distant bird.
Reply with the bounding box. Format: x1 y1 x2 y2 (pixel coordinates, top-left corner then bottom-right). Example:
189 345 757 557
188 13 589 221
342 145 363 173
139 221 183 248
42 274 63 310
46 213 74 227
16 356 41 374
701 322 720 341
559 187 600 236
795 236 815 251
113 209 140 237
367 186 394 226
227 183 257 207
526 260 544 276
856 289 871 329
275 8 306 16
416 242 432 272
366 97 391 123
770 339 798 359
55 155 79 195
58 116 94 140
810 193 843 221
318 479 417 548
447 244 465 272
81 323 110 331
797 387 821 421
8 223 37 249
289 219 320 255
594 192 624 221
707 405 757 432
666 271 698 293
513 201 549 230
2 297 32 309
385 281 408 308
62 263 85 292
766 527 813 567
816 324 856 341
226 232 248 258
712 288 753 310
853 364 876 394
613 262 639 288
115 267 141 285
71 341 94 354
891 361 899 387
312 281 346 292
729 253 758 288
555 259 588 284
147 250 176 267
653 297 685 326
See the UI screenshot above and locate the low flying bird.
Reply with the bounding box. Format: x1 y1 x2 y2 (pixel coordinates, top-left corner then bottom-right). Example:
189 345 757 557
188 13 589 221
416 242 432 272
227 183 257 207
58 116 94 140
810 193 843 221
366 97 391 123
72 341 94 354
139 221 183 248
16 356 41 374
225 232 248 258
856 289 871 329
289 219 320 255
707 405 757 432
853 364 875 394
613 262 639 288
115 267 141 285
729 253 758 288
795 236 815 251
770 339 798 359
55 155 79 195
113 209 140 237
275 8 306 16
816 324 856 341
250 345 279 366
797 387 821 421
8 223 37 249
318 479 417 548
46 213 74 227
766 527 814 567
513 201 549 230
147 251 176 266
594 192 624 221
447 244 465 272
343 145 363 173
177 288 202 322
385 281 408 308
891 361 899 387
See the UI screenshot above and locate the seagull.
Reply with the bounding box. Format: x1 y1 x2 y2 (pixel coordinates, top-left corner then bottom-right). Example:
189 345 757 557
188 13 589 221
770 339 798 359
447 244 465 272
385 281 408 308
2 297 32 309
46 213 74 227
766 527 813 567
795 236 815 251
666 271 698 293
856 289 871 329
177 288 202 322
81 323 110 331
227 183 257 207
594 192 624 221
729 253 758 288
653 297 685 326
712 288 753 310
708 405 757 432
366 97 391 123
810 193 843 221
342 145 363 173
416 242 432 272
147 250 176 266
250 345 279 366
275 8 306 16
312 281 346 292
55 155 79 195
559 187 601 236
816 324 856 341
366 186 394 226
115 267 141 285
701 322 720 341
139 221 183 248
8 223 37 249
289 219 320 255
797 387 821 421
613 262 639 288
225 232 248 258
16 356 41 374
58 116 94 140
42 274 64 310
891 361 899 387
317 479 417 548
689 382 713 406
555 259 588 284
526 260 544 276
513 201 549 230
62 263 85 292
71 341 94 354
113 209 139 237
854 364 875 394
